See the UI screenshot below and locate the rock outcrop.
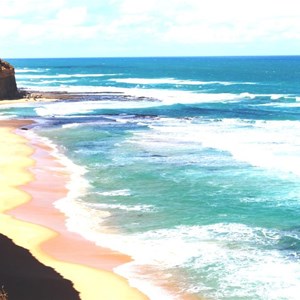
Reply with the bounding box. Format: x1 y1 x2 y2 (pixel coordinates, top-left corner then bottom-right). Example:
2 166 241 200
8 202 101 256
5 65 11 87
0 59 18 99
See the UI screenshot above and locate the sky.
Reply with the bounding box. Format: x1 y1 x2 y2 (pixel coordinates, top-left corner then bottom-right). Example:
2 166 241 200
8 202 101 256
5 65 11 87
1 0 300 58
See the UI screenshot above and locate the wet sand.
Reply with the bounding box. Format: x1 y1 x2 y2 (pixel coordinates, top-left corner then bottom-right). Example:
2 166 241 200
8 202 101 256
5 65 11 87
0 120 148 300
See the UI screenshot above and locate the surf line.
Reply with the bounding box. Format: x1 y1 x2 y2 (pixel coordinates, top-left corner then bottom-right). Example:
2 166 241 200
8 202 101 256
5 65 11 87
0 119 148 300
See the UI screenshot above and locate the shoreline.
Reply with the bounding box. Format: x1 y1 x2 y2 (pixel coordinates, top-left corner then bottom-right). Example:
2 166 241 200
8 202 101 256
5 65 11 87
0 96 205 300
0 119 148 299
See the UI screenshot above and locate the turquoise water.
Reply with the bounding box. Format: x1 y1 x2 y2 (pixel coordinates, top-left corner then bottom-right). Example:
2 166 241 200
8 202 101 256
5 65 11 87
2 57 300 299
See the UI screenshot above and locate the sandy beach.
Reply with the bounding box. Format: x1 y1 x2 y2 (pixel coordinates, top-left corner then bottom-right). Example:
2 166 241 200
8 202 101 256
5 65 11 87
0 118 148 299
2 53 299 300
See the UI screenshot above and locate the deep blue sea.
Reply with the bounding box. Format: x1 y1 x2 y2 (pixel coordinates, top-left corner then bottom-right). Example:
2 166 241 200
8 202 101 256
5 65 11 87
2 56 300 299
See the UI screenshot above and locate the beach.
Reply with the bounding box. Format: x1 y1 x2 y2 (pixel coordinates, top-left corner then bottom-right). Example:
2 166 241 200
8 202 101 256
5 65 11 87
3 0 300 295
1 56 300 300
0 117 148 300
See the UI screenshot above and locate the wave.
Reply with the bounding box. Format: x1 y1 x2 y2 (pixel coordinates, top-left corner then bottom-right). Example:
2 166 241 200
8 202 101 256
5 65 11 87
24 83 293 104
260 102 300 108
33 99 160 117
61 123 83 129
92 189 132 197
130 118 300 178
21 115 300 300
18 130 113 245
26 80 78 85
89 203 155 212
28 85 244 104
55 206 300 300
16 73 120 79
30 87 295 120
35 104 94 117
109 77 256 86
15 68 50 73
0 114 18 120
21 129 89 197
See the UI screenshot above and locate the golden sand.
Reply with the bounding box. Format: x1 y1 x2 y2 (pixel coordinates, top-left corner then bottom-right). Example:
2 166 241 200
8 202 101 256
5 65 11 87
0 122 148 300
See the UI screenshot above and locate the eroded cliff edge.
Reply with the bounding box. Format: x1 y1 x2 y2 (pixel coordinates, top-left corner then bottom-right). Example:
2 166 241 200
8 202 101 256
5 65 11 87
0 59 18 99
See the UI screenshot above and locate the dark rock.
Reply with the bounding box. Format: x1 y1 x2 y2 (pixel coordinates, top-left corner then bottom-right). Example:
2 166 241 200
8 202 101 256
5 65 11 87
0 234 80 300
0 59 19 100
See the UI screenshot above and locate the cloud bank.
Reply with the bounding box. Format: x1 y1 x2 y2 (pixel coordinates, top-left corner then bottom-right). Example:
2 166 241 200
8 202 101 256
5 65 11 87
1 0 299 57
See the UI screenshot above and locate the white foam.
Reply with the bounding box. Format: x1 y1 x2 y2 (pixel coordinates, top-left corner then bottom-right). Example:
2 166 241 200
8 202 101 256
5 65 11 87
115 264 176 300
24 126 300 299
29 89 259 119
131 118 300 178
16 73 119 79
94 189 132 197
259 102 300 108
0 114 18 119
18 82 285 108
239 92 257 99
32 110 300 179
125 224 300 300
20 128 91 214
15 68 49 73
90 203 155 212
30 80 78 85
270 94 286 100
33 99 159 117
61 123 82 129
19 129 174 298
109 77 245 86
54 212 300 300
34 104 93 117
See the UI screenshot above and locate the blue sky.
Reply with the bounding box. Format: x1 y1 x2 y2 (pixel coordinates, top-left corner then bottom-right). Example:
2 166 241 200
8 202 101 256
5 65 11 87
1 0 300 58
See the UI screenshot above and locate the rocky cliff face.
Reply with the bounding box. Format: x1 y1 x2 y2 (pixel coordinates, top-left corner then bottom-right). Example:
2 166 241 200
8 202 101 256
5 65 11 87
0 59 18 99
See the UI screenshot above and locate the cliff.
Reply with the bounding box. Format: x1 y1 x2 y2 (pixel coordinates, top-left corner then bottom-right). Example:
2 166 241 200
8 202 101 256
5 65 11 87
0 59 18 99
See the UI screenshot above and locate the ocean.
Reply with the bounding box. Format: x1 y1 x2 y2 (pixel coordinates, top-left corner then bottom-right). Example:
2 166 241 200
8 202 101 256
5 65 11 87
2 56 300 299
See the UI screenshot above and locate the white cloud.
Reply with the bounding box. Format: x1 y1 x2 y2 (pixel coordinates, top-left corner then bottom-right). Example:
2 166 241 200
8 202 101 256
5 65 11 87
55 6 88 26
18 24 48 41
0 19 21 38
162 15 300 45
139 0 300 45
0 0 65 17
100 0 300 46
1 0 300 57
118 0 159 14
0 1 97 43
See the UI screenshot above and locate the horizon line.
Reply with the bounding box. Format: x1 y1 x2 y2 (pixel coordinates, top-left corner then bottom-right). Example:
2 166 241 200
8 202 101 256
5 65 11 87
4 54 300 60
